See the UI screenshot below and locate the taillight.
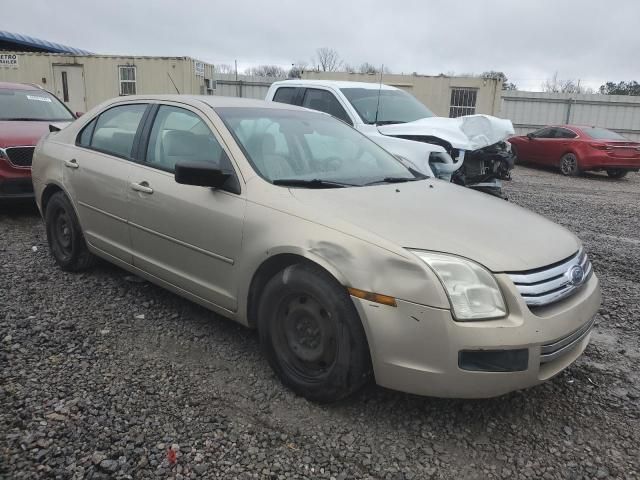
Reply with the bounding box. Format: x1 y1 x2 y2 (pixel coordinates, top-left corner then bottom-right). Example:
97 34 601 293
589 143 613 150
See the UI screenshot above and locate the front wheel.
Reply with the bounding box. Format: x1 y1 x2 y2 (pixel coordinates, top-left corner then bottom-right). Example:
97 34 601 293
258 263 372 403
606 169 628 179
45 192 96 271
560 153 581 176
511 144 520 165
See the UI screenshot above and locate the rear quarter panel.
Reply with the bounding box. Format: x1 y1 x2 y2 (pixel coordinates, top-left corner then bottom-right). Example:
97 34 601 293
32 135 74 214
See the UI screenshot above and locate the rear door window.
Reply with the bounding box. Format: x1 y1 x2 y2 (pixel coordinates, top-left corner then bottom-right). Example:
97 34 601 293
301 88 352 125
272 87 300 105
532 128 554 139
89 104 147 159
555 128 577 139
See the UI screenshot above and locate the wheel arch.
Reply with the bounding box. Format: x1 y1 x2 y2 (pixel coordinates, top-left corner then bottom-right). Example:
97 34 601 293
41 182 85 230
41 182 67 214
244 251 349 329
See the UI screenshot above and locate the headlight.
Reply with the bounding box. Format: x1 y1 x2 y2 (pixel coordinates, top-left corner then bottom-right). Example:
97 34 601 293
0 148 9 161
409 250 507 321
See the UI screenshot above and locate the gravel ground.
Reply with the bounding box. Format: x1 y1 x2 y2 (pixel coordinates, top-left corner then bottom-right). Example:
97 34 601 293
1 165 639 480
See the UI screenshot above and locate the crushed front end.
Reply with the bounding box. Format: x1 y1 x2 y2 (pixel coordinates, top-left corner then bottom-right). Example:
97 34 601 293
451 141 515 198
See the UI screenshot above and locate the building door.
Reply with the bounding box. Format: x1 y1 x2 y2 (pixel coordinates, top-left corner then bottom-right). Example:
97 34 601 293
52 64 86 113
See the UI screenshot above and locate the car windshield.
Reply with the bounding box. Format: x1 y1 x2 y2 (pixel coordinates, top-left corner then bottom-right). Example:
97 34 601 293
0 88 74 121
580 127 627 141
340 87 435 125
216 107 422 187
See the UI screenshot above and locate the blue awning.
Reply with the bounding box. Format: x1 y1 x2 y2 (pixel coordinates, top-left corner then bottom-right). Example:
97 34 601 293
0 30 93 55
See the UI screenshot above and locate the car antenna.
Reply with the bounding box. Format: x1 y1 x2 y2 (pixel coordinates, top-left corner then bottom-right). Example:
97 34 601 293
374 64 383 126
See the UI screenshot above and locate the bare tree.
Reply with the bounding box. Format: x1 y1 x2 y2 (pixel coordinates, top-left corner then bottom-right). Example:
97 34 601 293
245 65 286 77
481 71 517 91
314 47 342 72
215 64 234 74
542 72 586 94
357 63 391 75
359 62 378 74
288 61 308 79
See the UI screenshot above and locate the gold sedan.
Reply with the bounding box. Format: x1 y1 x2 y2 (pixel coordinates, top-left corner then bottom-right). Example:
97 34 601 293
32 96 601 402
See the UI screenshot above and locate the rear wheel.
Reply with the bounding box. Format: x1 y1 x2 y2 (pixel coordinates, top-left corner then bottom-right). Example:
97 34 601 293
560 153 580 176
606 169 628 179
45 192 96 271
258 263 372 403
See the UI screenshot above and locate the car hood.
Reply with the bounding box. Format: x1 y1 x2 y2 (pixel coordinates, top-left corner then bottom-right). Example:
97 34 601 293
289 180 579 272
377 114 515 151
0 121 67 148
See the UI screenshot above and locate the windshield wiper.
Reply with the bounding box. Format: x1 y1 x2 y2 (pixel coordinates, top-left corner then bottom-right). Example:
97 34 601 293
273 179 355 188
1 118 43 121
364 176 425 186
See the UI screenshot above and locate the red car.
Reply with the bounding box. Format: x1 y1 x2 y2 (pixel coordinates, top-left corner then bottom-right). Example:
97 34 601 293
0 82 75 200
509 125 640 178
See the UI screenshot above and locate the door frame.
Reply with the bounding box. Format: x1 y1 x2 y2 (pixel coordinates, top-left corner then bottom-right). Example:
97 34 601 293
52 63 87 112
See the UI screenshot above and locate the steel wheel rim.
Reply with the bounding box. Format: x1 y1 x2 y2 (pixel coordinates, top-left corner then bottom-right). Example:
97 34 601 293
273 292 338 381
561 155 576 174
53 207 73 258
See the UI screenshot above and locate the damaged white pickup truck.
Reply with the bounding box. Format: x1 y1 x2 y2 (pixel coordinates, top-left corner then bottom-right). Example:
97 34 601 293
266 80 515 197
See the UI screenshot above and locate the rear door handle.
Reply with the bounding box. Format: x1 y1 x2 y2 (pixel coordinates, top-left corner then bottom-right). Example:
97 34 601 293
64 159 79 169
130 182 154 194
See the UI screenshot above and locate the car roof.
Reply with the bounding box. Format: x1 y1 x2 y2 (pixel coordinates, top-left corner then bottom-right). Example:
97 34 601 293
270 79 399 91
0 81 43 91
103 94 319 112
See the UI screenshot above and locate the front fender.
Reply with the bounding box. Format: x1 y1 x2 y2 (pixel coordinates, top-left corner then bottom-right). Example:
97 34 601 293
235 201 451 324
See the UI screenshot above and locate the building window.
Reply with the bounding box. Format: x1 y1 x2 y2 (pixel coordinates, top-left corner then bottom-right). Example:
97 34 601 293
449 88 477 118
119 66 137 95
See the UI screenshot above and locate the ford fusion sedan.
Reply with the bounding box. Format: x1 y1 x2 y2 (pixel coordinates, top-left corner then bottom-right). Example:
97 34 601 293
509 124 640 177
0 82 74 199
32 96 601 402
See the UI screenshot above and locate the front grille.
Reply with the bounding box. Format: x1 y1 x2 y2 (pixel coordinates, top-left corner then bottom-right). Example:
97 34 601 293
540 316 596 364
507 248 592 308
6 147 35 167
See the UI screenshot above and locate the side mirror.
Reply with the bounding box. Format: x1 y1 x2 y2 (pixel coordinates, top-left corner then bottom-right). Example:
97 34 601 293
526 133 534 140
75 112 84 118
175 161 239 193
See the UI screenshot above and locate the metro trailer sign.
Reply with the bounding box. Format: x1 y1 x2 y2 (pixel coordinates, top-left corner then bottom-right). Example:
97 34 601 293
0 54 19 68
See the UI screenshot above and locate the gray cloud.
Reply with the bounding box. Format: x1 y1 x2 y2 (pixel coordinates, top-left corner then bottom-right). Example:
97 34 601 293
3 0 639 90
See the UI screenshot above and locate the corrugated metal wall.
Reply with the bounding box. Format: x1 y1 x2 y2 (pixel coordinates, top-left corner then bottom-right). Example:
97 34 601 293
212 73 285 99
501 91 640 141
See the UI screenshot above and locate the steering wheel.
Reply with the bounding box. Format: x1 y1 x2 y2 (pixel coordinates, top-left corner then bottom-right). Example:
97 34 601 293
310 156 343 172
324 156 343 172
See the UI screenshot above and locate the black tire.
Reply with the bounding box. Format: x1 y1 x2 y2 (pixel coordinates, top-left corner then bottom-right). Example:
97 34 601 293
560 153 580 176
606 169 628 179
258 263 372 403
511 144 520 165
45 191 96 271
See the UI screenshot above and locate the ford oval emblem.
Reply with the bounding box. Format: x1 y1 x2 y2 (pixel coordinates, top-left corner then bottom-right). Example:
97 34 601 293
568 265 584 285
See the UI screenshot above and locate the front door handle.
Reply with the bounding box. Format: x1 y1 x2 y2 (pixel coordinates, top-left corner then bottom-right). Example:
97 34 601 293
64 159 79 169
130 182 154 194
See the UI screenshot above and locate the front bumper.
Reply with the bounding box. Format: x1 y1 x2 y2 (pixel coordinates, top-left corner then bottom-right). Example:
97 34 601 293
0 159 33 199
352 273 601 398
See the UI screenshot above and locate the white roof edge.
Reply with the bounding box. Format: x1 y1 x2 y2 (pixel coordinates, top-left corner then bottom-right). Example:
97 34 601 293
271 79 399 90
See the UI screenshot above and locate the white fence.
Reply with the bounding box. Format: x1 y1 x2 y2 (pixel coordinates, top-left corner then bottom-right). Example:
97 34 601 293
211 73 285 99
501 91 640 141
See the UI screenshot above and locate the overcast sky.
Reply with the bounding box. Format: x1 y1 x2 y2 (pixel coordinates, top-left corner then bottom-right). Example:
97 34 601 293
3 0 639 91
